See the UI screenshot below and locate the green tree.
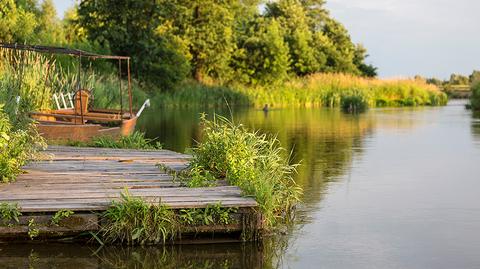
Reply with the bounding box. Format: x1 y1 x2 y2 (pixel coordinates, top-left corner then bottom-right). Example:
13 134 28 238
353 44 377 77
157 0 237 82
448 74 469 85
233 18 291 84
321 17 358 73
35 0 64 44
78 0 189 90
469 70 480 85
0 0 37 43
266 0 321 75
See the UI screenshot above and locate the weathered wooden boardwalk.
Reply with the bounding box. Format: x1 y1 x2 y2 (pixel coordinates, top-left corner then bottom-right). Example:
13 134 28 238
0 146 259 242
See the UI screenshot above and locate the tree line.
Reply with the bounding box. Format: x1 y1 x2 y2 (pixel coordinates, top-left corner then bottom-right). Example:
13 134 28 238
1 0 377 91
421 70 480 88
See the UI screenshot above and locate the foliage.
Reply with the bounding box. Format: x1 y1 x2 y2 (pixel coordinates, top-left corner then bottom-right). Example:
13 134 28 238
0 105 45 183
188 114 302 227
470 82 480 111
0 202 22 225
28 218 39 240
51 209 75 226
154 73 448 109
77 0 190 90
75 0 375 86
179 203 237 226
100 190 178 245
86 131 162 150
341 94 368 113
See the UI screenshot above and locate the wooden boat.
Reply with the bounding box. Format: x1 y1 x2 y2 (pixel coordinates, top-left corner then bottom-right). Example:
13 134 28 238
1 43 147 142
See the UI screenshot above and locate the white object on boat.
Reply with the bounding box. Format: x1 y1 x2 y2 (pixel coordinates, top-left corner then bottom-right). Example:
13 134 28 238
136 99 151 117
53 93 61 110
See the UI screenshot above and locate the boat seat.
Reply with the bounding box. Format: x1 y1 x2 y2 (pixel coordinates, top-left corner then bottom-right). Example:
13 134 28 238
53 92 74 110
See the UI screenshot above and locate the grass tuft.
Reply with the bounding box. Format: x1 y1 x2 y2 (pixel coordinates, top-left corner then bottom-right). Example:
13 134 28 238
187 114 302 228
100 190 177 245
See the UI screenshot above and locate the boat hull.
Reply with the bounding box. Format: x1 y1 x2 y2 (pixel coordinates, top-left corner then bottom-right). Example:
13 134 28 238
36 117 137 142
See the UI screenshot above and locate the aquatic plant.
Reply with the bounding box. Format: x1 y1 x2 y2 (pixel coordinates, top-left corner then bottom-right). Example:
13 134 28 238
51 209 75 226
341 94 369 113
179 203 237 226
27 218 39 240
100 190 177 245
153 73 448 108
187 114 302 227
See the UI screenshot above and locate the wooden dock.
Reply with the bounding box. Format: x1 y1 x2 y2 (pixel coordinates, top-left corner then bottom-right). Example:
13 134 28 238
0 146 259 243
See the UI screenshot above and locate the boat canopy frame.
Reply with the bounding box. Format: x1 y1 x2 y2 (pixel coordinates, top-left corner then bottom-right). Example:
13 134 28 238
0 43 134 123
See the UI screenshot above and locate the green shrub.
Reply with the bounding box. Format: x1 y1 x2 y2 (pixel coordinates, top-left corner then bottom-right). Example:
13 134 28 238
187 114 302 227
341 94 368 113
0 202 22 225
470 82 480 111
0 105 45 183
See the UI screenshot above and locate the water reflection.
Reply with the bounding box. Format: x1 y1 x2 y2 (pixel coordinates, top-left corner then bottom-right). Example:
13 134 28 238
6 103 472 268
471 111 480 146
0 240 289 269
138 107 374 208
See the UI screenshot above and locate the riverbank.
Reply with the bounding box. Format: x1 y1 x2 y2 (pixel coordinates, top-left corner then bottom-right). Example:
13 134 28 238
152 74 448 108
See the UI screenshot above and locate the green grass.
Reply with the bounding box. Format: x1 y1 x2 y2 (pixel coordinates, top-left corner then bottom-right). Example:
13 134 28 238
153 74 448 109
100 190 178 245
186 114 302 228
67 131 162 150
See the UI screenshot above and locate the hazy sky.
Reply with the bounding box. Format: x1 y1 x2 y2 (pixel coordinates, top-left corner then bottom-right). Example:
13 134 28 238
54 0 480 79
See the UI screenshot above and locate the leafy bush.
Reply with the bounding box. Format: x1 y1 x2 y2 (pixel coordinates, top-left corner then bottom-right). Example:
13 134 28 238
187 114 302 227
341 94 368 113
0 202 22 225
470 82 480 111
0 105 45 183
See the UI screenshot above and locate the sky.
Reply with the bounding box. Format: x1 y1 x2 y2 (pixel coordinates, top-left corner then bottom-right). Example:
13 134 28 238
53 0 480 79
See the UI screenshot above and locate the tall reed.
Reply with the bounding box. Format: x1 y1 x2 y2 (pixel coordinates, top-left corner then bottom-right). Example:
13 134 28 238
154 74 448 108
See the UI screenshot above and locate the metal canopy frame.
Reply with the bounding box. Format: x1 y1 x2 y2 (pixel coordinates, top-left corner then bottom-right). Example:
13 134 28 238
0 43 134 123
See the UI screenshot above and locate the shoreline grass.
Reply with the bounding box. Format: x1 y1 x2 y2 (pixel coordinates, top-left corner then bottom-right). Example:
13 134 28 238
153 74 448 109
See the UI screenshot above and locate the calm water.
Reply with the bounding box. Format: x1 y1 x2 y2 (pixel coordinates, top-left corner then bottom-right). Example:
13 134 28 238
2 100 480 268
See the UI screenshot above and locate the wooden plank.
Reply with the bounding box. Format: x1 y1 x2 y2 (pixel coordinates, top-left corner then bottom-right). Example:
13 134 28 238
0 146 257 217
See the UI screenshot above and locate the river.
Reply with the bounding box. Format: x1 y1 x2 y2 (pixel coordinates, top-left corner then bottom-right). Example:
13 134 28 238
2 100 480 268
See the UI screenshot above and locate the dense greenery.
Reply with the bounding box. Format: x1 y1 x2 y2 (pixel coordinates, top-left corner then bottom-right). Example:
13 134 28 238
425 70 480 88
76 0 376 87
0 105 45 183
187 114 302 227
3 0 376 89
155 74 447 108
1 0 447 111
101 191 178 245
470 82 480 111
100 190 238 244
